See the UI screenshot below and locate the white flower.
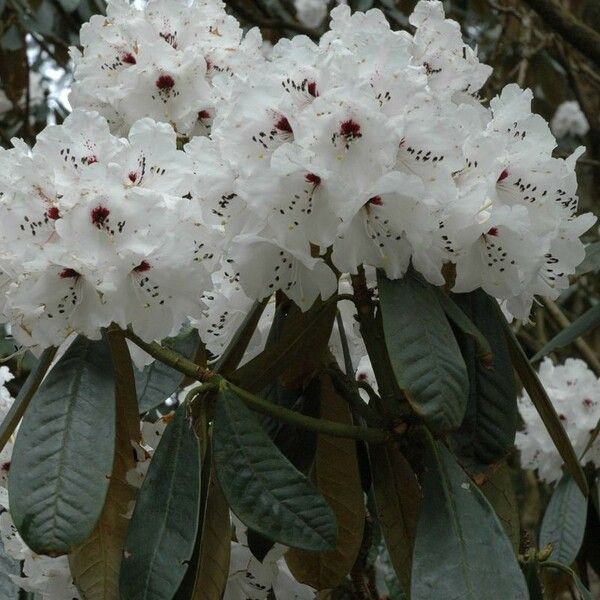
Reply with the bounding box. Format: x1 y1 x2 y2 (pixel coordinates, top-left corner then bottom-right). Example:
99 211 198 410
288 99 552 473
293 0 328 28
516 358 600 484
0 109 217 360
0 366 15 420
551 101 590 139
70 0 264 137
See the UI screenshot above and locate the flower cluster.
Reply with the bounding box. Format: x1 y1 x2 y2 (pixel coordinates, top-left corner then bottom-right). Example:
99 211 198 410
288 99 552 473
0 112 217 351
70 0 264 138
206 0 595 317
516 358 600 484
0 0 596 355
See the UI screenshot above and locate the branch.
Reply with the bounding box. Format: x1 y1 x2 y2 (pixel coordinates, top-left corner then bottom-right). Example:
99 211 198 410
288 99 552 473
521 0 600 68
124 328 393 444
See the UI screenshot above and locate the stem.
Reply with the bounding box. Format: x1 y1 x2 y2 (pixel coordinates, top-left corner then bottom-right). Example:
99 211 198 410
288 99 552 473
0 346 57 453
124 328 212 382
226 380 392 444
335 310 355 377
350 267 405 418
124 328 392 444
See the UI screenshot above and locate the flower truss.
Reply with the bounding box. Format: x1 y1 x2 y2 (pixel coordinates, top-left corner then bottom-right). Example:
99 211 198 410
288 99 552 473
0 0 596 355
517 358 600 484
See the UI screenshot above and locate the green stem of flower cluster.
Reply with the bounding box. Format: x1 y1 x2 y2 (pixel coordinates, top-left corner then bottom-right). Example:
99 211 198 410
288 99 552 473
123 328 393 444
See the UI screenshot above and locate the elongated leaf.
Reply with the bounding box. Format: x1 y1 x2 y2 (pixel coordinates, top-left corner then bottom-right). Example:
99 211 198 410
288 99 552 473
175 434 232 600
215 299 268 376
540 474 587 566
8 337 116 555
0 346 57 454
285 376 365 589
120 403 201 600
436 290 491 361
479 461 520 554
377 272 468 431
501 312 588 496
370 442 420 594
213 387 337 552
411 439 528 600
134 327 200 413
450 290 517 471
233 297 336 393
70 330 140 600
179 471 231 600
532 304 600 363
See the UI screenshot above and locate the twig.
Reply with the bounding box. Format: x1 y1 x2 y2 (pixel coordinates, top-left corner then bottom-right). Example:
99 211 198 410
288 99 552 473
542 298 600 377
521 0 600 69
123 328 393 443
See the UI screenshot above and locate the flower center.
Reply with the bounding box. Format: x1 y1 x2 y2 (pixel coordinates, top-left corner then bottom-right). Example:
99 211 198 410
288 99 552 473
368 195 384 206
122 52 136 65
487 227 499 236
307 81 318 97
134 260 151 273
340 119 362 140
274 116 293 134
198 110 211 120
305 173 321 185
91 205 110 225
156 74 175 91
128 172 138 183
47 206 60 220
498 168 509 182
60 268 79 279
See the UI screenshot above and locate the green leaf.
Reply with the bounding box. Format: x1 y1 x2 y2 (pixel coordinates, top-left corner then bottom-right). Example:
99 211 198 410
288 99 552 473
500 311 589 496
377 272 469 431
213 386 337 552
0 346 57 454
435 289 492 361
370 442 420 594
233 297 336 393
134 326 200 413
532 304 600 363
449 290 517 471
69 330 140 600
215 299 268 376
479 461 520 554
539 474 587 566
120 403 201 600
411 439 528 600
8 336 116 556
576 241 600 274
285 376 365 590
